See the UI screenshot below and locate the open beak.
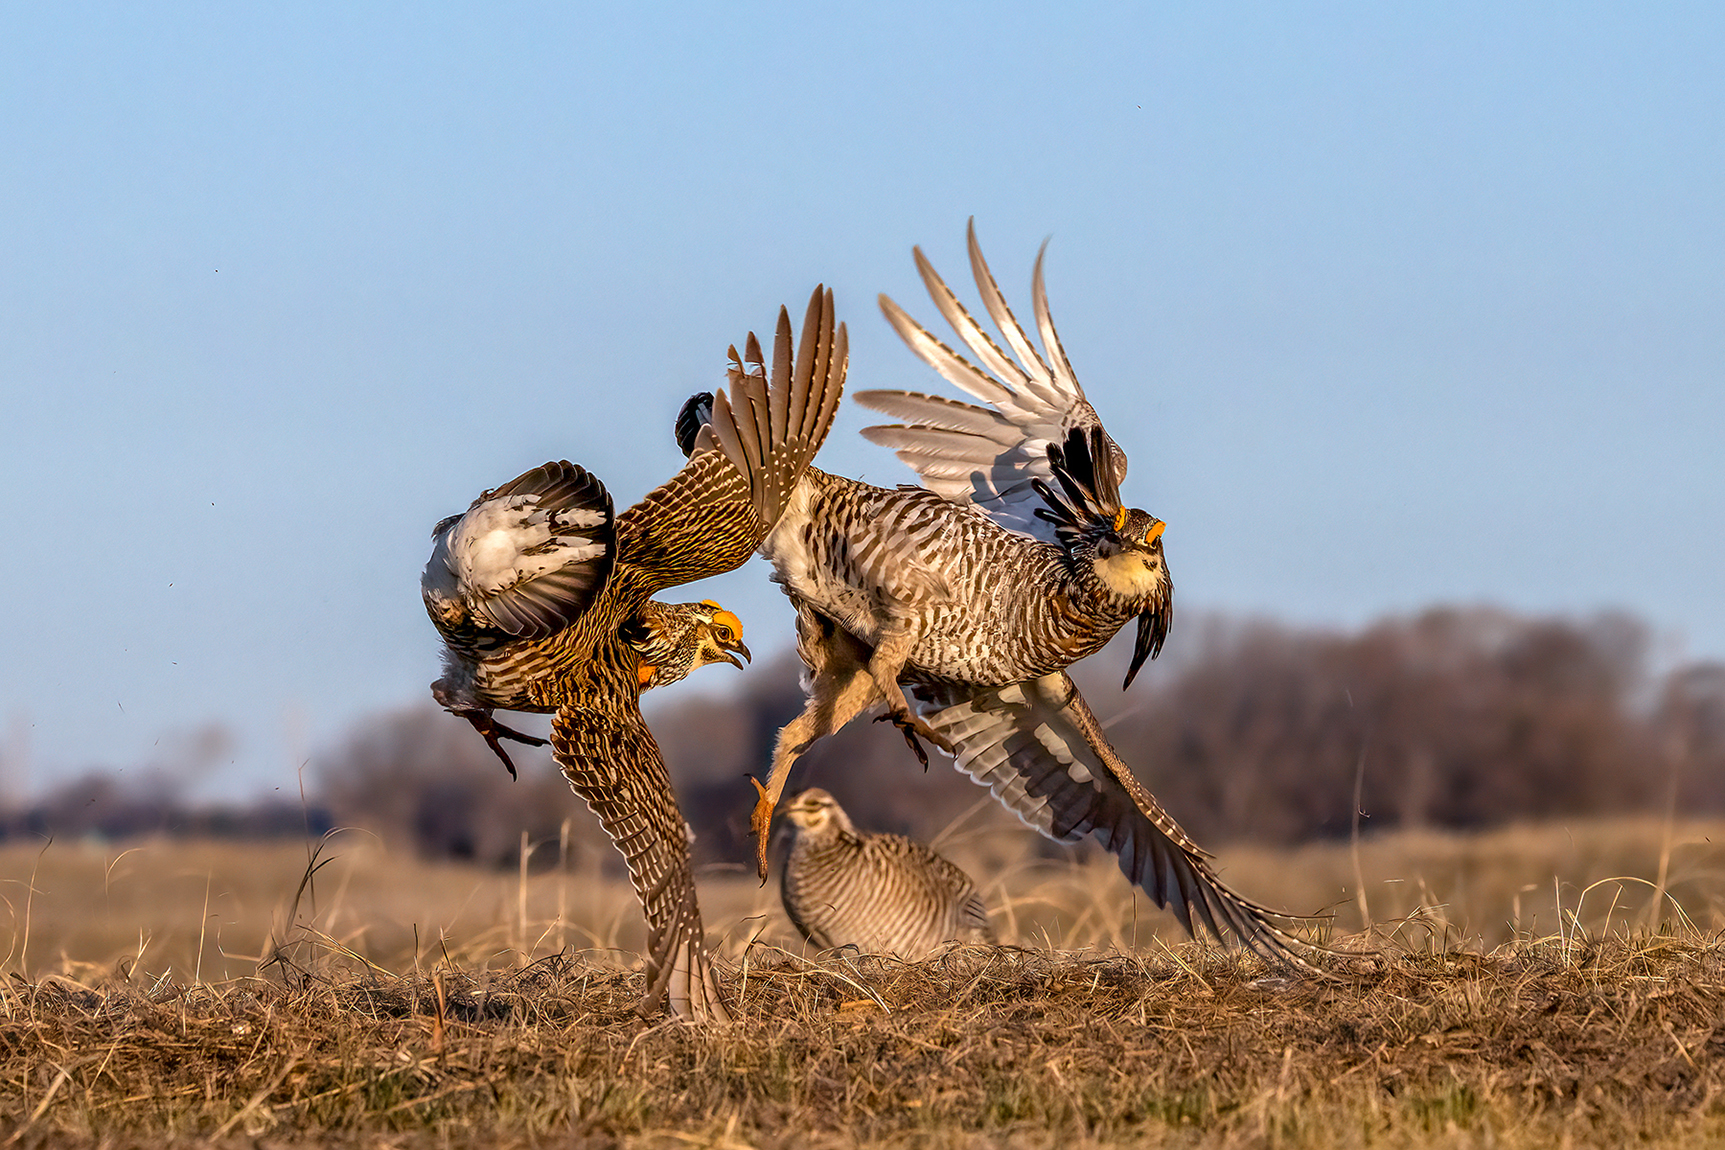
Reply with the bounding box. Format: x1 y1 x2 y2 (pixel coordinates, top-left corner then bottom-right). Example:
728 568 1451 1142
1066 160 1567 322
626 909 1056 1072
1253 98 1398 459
720 639 752 670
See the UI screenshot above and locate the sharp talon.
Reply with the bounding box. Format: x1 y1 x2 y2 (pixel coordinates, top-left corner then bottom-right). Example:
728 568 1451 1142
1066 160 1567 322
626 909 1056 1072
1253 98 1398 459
746 774 773 885
877 708 943 768
462 712 520 780
913 718 954 756
491 720 548 748
900 725 930 769
481 731 520 780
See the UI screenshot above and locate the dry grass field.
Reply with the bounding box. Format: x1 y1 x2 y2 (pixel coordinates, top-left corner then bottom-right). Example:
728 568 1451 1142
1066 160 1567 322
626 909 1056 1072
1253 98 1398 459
1 815 1722 1147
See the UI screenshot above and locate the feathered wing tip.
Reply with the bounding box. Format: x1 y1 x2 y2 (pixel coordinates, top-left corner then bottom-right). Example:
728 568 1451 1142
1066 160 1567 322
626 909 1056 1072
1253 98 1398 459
551 707 733 1022
882 217 1084 414
1030 237 1080 396
640 888 734 1023
966 218 1060 401
675 393 714 459
703 286 847 527
1106 776 1328 974
910 674 1336 974
662 938 733 1023
864 223 1135 541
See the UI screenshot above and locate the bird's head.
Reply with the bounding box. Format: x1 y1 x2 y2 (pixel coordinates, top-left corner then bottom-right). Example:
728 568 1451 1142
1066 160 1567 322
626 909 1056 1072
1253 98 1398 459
1089 508 1174 690
626 599 751 689
1033 428 1175 691
784 788 850 836
690 599 752 671
1088 506 1169 597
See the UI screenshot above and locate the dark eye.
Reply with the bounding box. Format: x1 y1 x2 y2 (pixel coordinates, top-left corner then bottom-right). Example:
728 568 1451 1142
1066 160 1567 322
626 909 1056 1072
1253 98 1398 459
715 626 733 642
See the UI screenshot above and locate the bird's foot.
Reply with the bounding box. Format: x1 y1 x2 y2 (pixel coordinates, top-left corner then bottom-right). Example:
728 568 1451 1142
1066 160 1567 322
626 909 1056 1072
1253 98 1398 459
747 775 775 885
874 707 952 769
488 716 549 748
458 711 547 781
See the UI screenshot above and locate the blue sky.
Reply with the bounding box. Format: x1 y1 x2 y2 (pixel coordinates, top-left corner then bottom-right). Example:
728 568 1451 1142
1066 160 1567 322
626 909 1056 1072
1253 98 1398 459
2 3 1721 798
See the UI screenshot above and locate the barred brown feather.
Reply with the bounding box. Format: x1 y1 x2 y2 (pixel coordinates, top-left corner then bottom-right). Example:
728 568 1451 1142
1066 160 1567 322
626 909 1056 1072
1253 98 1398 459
747 229 1320 970
910 673 1321 968
421 287 847 1020
780 789 994 959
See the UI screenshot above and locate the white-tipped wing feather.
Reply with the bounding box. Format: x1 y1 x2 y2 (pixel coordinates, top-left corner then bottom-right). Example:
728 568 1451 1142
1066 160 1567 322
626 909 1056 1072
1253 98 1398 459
909 671 1318 966
861 219 1127 543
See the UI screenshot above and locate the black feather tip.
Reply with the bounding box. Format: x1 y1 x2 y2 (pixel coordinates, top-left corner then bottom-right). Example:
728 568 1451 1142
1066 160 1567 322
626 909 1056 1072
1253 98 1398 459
1123 596 1173 691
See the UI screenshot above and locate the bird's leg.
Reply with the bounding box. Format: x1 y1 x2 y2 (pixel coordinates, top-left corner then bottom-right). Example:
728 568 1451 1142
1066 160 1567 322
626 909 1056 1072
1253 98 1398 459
877 715 933 770
488 715 550 747
864 625 953 759
748 663 880 882
456 709 548 781
746 774 779 879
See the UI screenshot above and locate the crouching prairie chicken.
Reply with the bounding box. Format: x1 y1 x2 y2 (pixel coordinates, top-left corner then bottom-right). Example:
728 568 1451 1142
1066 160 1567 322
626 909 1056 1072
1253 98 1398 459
739 223 1318 967
780 789 994 958
421 288 847 1020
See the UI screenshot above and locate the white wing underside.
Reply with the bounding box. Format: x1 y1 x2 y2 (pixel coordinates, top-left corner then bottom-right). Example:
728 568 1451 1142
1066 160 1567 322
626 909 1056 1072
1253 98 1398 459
423 461 614 641
860 220 1127 544
451 498 606 595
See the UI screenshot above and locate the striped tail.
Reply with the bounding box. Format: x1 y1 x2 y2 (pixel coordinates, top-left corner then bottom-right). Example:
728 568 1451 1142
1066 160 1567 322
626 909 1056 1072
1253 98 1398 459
697 286 847 529
648 903 733 1023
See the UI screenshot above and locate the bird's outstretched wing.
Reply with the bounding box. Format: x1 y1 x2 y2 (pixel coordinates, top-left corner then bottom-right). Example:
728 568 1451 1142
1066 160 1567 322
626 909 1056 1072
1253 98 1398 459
551 701 732 1021
860 220 1129 544
422 461 615 641
619 286 846 592
909 672 1322 967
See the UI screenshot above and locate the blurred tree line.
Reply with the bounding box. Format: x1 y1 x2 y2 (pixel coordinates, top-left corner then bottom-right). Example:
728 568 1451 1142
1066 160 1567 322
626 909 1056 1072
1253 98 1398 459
5 607 1722 866
0 722 329 845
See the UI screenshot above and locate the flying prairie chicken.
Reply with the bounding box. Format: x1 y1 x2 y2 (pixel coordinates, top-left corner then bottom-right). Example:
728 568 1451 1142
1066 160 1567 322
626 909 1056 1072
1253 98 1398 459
422 288 847 1020
425 463 753 779
709 224 1317 965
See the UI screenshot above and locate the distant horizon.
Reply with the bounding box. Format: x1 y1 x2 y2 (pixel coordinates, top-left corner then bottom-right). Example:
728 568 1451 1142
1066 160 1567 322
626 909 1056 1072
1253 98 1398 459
0 595 1710 806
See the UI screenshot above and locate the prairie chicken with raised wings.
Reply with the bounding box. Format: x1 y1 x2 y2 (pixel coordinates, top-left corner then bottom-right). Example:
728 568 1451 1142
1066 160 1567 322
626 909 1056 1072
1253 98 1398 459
425 472 753 776
739 224 1316 967
422 288 847 1020
780 788 994 959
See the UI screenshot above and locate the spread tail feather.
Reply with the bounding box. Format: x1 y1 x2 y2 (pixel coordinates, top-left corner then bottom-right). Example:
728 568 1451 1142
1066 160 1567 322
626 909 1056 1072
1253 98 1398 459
702 286 847 527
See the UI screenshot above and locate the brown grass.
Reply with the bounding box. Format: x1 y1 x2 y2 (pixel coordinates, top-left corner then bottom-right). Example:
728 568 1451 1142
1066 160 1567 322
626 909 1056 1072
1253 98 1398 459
3 939 1723 1148
0 818 1722 1147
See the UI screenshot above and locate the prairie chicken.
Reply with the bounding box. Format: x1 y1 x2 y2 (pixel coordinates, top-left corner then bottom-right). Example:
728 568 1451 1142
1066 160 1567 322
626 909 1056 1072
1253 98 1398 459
624 599 751 691
422 288 847 1020
740 224 1314 965
779 788 994 958
425 474 753 776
